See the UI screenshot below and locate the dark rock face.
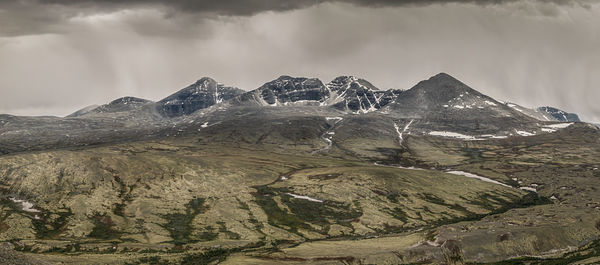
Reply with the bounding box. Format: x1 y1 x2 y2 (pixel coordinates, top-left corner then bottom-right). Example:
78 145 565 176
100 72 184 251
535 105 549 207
235 75 399 112
158 77 244 117
537 106 581 122
327 76 400 113
256 76 329 105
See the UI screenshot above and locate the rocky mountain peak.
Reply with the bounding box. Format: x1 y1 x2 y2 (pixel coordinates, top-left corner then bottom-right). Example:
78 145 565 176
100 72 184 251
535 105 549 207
192 77 217 88
325 76 398 113
429 72 458 81
254 76 329 106
384 73 530 124
328 76 379 92
158 78 244 117
394 73 489 108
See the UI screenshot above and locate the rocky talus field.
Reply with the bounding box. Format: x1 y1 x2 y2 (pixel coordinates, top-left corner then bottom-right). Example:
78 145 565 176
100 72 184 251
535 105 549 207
0 73 598 264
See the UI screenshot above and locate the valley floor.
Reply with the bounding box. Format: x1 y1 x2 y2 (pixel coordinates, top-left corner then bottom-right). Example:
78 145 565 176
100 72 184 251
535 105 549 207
1 123 600 264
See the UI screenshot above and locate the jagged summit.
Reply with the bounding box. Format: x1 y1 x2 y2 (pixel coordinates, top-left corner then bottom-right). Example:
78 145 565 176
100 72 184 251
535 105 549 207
158 77 244 117
235 75 398 112
326 76 399 113
328 76 379 91
235 76 329 106
259 76 328 105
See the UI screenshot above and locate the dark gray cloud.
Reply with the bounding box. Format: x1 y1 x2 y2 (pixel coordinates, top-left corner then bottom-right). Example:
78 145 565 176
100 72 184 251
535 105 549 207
26 0 597 14
0 0 594 36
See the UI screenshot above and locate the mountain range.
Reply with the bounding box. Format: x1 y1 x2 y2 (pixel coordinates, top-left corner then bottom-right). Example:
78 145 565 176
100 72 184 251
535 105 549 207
0 73 583 155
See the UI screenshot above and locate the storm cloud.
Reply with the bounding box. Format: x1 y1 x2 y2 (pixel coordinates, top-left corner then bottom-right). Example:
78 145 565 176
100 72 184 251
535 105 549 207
0 0 599 121
0 0 595 36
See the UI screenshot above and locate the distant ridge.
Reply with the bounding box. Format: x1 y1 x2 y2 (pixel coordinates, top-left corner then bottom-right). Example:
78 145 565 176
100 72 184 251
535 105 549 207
538 106 581 122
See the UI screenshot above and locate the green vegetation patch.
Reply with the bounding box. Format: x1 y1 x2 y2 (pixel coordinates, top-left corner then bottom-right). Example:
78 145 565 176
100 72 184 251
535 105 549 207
0 198 73 240
33 209 73 239
281 195 362 226
253 186 310 233
88 213 119 240
217 221 241 240
462 147 486 163
253 186 362 234
180 248 231 265
162 197 209 245
386 207 409 223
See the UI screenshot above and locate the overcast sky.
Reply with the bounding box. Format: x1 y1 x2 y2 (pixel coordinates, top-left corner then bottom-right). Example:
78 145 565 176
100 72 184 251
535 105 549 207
0 0 599 121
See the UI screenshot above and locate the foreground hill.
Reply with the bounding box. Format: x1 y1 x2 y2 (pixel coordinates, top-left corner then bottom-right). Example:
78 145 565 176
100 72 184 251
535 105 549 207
0 73 599 264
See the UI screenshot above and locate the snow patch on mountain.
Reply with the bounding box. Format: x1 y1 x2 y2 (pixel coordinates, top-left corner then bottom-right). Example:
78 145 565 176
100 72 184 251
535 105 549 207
545 123 573 129
519 187 537 192
429 131 478 140
507 103 526 114
326 117 343 121
480 134 508 139
446 171 511 188
540 122 573 133
516 130 535 136
326 76 399 114
9 197 41 213
394 119 414 146
286 193 323 203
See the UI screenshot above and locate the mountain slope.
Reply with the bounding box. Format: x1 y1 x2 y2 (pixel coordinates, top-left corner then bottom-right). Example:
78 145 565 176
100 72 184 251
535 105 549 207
67 104 100 117
504 102 557 121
